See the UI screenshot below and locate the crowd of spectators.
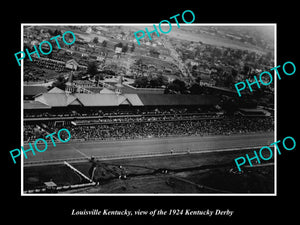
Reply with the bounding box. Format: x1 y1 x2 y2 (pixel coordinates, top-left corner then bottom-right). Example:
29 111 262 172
23 124 48 142
68 117 273 140
24 107 218 119
24 104 274 143
24 116 273 142
72 113 221 125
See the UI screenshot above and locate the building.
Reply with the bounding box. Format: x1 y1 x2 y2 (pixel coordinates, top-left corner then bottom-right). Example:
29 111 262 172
31 92 219 109
65 71 76 94
115 47 122 58
24 86 48 100
29 72 219 109
149 49 160 58
65 59 79 71
86 27 92 33
163 74 178 83
96 55 105 62
73 80 94 88
115 76 124 95
101 76 165 95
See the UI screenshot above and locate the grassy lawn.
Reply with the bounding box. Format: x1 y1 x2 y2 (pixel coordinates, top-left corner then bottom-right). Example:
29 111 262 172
24 148 274 193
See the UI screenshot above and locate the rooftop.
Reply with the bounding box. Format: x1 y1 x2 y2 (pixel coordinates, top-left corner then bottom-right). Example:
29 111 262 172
32 91 219 108
24 86 48 96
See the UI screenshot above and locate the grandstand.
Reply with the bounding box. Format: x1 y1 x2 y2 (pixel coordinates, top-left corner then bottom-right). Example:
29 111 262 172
22 77 274 194
22 80 274 194
23 86 273 143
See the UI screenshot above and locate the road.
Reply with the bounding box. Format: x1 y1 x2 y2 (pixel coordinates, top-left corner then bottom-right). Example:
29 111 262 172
23 132 274 165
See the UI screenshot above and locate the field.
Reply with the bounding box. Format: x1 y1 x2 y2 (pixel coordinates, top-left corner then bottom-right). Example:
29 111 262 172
167 25 271 54
24 148 274 194
23 132 275 194
126 25 271 54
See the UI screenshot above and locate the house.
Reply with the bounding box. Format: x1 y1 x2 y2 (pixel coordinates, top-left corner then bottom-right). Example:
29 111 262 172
81 53 89 58
78 46 87 52
149 49 160 58
115 47 122 54
41 32 51 39
97 55 105 62
65 49 73 55
163 68 173 74
163 74 178 83
30 40 39 46
115 47 122 58
73 80 94 88
86 27 92 33
190 60 199 67
65 59 79 70
57 49 66 56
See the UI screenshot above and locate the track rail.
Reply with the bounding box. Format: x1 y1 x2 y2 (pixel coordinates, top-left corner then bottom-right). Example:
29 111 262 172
24 146 265 167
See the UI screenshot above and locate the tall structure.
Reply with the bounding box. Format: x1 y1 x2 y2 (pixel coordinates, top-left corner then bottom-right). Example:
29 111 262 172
65 67 76 94
115 75 123 95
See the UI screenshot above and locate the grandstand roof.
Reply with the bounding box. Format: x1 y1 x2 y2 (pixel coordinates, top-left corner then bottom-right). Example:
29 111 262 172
35 93 80 107
137 94 219 106
124 94 144 106
24 100 51 109
24 85 48 96
32 92 219 108
75 93 128 106
48 87 65 94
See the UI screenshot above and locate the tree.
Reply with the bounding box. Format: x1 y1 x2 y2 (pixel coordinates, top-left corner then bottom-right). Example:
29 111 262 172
189 83 203 95
156 75 168 86
94 74 104 85
114 42 123 49
149 78 159 87
133 76 148 88
173 79 186 92
101 40 107 47
191 69 198 77
165 79 187 94
122 43 129 53
135 58 143 67
149 76 167 88
53 29 62 36
93 37 99 44
87 61 98 75
243 65 251 75
51 75 66 90
231 68 238 77
130 43 135 52
48 29 54 36
195 76 201 83
224 74 234 87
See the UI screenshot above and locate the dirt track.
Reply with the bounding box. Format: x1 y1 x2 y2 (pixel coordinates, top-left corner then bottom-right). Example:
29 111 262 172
23 132 274 165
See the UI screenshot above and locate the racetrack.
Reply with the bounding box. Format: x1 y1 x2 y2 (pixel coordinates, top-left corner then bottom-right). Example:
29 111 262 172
23 132 274 165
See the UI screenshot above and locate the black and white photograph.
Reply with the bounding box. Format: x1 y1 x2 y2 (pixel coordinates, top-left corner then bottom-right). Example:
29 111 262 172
22 24 276 195
3 3 299 224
